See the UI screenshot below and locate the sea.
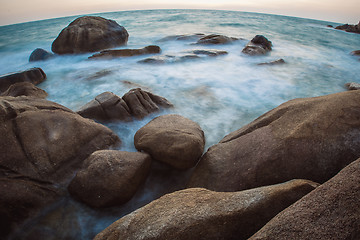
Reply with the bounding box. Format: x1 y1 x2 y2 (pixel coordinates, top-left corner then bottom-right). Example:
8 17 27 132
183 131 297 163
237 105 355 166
0 9 359 239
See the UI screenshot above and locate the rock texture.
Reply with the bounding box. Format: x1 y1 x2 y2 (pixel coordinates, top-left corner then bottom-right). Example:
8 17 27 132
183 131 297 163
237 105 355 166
134 114 205 169
77 89 172 121
345 82 360 90
94 180 318 240
68 150 152 208
29 48 54 62
188 90 360 192
157 33 205 42
1 82 48 98
196 34 238 44
250 158 360 240
89 45 161 59
242 35 272 55
0 96 120 237
0 68 46 92
335 21 360 34
52 16 129 54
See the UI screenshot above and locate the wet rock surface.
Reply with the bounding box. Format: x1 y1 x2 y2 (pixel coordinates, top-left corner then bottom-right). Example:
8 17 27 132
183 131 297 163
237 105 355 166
52 16 129 54
94 180 318 240
257 58 285 66
29 48 54 62
242 35 272 55
188 90 360 192
88 45 161 59
68 150 152 208
196 34 239 45
1 82 48 98
345 82 360 90
250 158 360 240
134 114 205 170
0 68 46 92
157 33 205 42
335 21 360 34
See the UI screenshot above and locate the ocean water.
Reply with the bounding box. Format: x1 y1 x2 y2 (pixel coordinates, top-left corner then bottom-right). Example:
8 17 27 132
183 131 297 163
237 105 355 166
1 9 359 239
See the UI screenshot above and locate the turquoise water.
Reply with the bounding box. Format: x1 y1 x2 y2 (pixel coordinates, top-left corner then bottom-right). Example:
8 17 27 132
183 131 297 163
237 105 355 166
1 9 359 239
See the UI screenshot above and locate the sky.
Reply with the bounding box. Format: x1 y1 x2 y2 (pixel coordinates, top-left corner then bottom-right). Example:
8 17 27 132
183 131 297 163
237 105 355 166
0 0 358 26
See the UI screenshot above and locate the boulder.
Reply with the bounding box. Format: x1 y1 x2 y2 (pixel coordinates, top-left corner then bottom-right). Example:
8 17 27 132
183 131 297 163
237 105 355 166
1 82 48 98
335 21 360 34
94 179 318 240
188 90 360 192
257 58 285 66
52 16 129 54
0 96 120 237
77 89 172 121
250 158 360 240
29 48 54 62
345 82 360 90
88 45 161 59
134 114 205 169
0 68 46 92
68 150 152 208
196 34 238 44
242 35 272 55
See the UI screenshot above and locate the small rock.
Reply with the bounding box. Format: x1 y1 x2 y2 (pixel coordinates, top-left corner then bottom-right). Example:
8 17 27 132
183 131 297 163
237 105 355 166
345 82 360 90
0 68 46 92
134 114 205 169
191 49 228 56
29 48 54 62
257 59 285 66
68 150 152 208
350 50 360 56
88 45 161 59
327 25 333 28
196 34 238 45
157 33 205 42
242 35 272 56
335 21 360 34
0 82 48 98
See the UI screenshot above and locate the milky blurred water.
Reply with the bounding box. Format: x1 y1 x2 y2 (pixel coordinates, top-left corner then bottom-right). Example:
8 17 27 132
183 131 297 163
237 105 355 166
1 9 359 239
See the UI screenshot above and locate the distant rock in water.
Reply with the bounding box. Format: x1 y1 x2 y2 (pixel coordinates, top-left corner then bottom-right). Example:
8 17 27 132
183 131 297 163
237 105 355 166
196 34 239 44
0 67 46 92
88 45 161 59
52 16 129 54
77 88 173 122
191 49 228 56
345 82 360 90
1 82 48 98
29 48 54 62
157 33 205 42
242 35 272 56
351 50 360 55
335 21 360 34
326 25 333 28
257 58 285 66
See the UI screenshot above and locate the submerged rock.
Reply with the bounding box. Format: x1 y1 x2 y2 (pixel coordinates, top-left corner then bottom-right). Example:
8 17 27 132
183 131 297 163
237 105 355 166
250 158 360 240
345 82 360 90
77 88 172 121
68 150 152 208
134 114 205 170
351 50 360 55
335 21 360 34
0 96 120 238
1 82 48 98
29 48 54 62
257 58 285 66
157 33 205 42
0 67 46 92
188 90 360 192
196 34 238 44
191 49 228 56
94 180 318 240
88 45 161 59
242 35 272 55
52 16 129 54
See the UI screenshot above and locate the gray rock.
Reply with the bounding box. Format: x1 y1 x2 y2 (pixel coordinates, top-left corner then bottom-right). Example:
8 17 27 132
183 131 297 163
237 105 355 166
242 35 272 56
29 48 54 62
0 68 46 92
1 82 48 98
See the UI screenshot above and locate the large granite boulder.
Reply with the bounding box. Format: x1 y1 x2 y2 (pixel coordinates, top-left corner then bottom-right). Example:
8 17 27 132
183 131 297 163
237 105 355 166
0 68 46 92
94 179 318 240
89 45 161 59
0 96 120 237
1 82 48 98
250 158 360 240
335 21 360 34
52 16 129 54
196 34 238 44
188 90 360 192
242 35 272 55
134 114 205 170
68 150 152 208
29 48 54 62
77 89 172 121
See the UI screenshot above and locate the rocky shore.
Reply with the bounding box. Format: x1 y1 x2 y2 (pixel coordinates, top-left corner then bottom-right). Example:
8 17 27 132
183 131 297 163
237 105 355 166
1 15 360 240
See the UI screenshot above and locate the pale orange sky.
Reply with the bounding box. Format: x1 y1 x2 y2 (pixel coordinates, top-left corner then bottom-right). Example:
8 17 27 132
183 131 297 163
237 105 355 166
0 0 358 26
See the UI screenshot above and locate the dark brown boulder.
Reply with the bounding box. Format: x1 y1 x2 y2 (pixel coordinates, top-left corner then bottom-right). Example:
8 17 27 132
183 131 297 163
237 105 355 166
242 35 272 55
188 90 360 192
335 21 360 34
250 158 360 240
134 114 205 169
94 179 318 240
196 34 238 44
68 150 152 208
0 96 120 237
0 68 46 92
52 16 129 54
29 48 54 62
1 82 48 98
351 50 360 55
88 45 161 59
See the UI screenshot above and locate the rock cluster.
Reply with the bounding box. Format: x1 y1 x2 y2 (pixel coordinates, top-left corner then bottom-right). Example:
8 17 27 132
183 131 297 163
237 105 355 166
335 21 360 34
77 88 173 122
242 35 272 55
